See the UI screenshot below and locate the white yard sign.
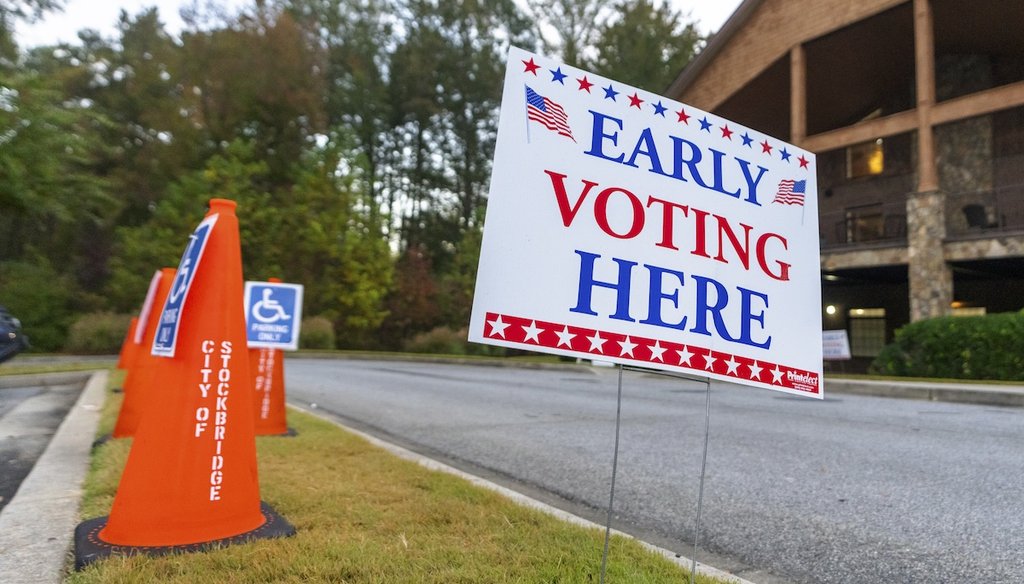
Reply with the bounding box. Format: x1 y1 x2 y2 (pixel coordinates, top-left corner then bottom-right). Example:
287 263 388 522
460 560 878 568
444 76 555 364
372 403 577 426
470 47 823 398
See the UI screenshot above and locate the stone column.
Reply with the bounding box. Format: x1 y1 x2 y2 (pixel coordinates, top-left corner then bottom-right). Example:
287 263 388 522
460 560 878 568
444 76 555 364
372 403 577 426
907 191 952 320
907 0 951 321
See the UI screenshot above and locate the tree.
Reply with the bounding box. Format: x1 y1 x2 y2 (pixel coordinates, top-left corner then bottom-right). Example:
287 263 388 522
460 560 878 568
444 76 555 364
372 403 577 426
0 66 117 308
526 0 602 69
179 5 325 188
0 0 64 65
590 0 704 93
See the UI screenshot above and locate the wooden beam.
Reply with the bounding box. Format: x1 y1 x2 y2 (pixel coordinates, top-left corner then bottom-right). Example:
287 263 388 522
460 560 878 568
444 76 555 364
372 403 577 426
800 110 917 152
790 44 807 143
932 80 1024 126
800 80 1024 154
913 0 938 191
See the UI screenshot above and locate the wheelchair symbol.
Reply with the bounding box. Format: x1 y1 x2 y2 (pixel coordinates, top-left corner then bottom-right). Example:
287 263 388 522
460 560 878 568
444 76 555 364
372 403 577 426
168 235 197 305
252 288 291 324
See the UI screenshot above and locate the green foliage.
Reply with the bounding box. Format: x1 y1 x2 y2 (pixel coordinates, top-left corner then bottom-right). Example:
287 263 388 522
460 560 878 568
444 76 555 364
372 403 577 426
870 312 1024 380
2 0 713 354
591 0 705 93
300 315 336 350
0 259 73 352
107 140 273 310
65 312 133 354
0 69 118 297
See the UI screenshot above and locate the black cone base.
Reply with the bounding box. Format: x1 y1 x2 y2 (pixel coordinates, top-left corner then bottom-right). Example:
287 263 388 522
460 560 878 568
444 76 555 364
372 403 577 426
73 501 295 570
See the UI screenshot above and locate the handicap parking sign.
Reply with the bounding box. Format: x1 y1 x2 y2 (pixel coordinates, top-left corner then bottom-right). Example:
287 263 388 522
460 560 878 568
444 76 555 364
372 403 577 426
152 215 218 358
244 281 304 350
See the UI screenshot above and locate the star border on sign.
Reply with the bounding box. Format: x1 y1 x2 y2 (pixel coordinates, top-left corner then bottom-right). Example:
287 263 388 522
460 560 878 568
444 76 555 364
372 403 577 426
748 361 764 380
522 320 543 343
618 335 638 357
676 345 695 365
488 315 510 338
522 58 540 75
555 325 575 348
648 340 667 362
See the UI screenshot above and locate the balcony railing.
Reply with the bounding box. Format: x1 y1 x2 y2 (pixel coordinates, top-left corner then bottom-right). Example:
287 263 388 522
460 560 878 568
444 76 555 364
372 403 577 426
820 202 907 248
819 183 1024 248
946 183 1024 237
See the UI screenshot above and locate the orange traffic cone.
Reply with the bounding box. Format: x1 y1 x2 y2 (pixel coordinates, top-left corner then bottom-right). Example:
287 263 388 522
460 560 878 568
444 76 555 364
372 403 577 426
111 268 176 438
74 199 293 568
250 278 294 436
115 317 138 371
250 346 293 436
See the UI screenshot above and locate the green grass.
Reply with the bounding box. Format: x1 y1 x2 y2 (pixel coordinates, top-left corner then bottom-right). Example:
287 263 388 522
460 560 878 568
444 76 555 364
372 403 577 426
69 372 729 584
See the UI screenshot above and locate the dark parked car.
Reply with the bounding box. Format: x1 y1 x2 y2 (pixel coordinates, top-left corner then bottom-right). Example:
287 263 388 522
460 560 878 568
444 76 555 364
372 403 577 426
0 305 28 364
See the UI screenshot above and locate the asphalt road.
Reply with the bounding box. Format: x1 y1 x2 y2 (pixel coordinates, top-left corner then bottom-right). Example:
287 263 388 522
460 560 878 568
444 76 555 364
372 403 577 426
0 380 84 512
285 358 1024 584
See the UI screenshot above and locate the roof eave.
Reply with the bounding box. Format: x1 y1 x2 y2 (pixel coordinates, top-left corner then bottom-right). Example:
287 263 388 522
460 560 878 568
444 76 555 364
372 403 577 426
665 0 767 100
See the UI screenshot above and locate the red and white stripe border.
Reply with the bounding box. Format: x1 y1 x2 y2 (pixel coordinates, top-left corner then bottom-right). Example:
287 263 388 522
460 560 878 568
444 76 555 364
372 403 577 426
483 312 820 396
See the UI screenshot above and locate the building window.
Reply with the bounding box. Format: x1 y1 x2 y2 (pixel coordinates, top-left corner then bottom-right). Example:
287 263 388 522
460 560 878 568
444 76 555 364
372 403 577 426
847 138 884 178
848 307 886 357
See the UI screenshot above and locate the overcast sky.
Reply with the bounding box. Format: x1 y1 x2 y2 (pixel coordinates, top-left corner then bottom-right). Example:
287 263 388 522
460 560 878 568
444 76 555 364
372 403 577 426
15 0 743 48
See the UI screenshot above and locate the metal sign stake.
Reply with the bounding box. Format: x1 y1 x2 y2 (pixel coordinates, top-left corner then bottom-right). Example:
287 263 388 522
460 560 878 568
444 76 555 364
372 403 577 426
690 376 712 584
600 364 625 584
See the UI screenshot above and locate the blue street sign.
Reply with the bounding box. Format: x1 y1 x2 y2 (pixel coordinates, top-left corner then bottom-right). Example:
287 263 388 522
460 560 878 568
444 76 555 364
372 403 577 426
244 282 304 350
152 214 218 358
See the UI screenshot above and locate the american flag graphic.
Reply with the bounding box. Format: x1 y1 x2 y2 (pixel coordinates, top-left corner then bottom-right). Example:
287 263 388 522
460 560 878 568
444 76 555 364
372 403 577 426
772 179 806 206
525 86 575 142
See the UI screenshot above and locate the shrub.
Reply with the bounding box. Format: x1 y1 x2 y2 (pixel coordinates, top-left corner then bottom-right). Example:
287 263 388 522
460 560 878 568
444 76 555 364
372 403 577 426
300 316 336 350
0 260 74 352
404 326 507 357
66 313 134 354
870 311 1024 380
404 326 466 355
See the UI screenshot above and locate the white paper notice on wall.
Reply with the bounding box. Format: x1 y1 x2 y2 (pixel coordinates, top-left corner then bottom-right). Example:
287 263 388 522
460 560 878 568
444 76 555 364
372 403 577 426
468 47 824 399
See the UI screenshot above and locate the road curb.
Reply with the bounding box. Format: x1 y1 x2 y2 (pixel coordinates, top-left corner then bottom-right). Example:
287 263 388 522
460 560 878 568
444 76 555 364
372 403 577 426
0 370 107 584
825 377 1024 407
290 402 758 584
293 353 1024 408
0 371 95 389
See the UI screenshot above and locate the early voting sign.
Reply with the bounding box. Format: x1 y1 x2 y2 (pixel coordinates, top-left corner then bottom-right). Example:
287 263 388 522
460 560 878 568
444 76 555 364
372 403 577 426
152 215 217 358
243 282 303 350
469 47 824 398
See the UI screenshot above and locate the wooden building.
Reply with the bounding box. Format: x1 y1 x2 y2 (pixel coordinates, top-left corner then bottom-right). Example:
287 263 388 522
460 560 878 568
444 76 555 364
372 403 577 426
667 0 1024 368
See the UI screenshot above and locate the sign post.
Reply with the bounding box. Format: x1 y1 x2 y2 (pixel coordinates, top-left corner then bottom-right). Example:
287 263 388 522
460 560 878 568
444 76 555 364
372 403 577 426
469 48 825 582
